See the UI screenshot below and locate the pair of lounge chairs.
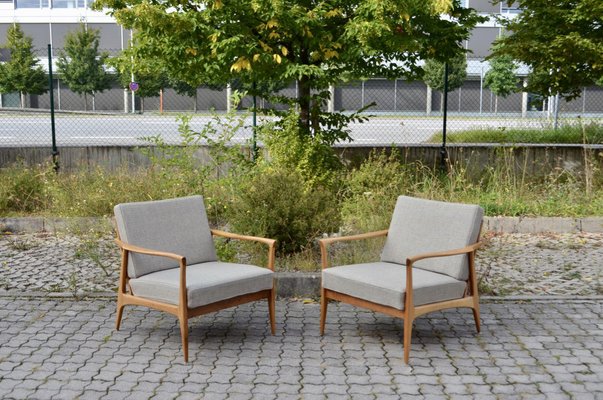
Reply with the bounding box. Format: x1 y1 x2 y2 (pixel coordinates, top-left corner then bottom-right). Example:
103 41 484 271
114 195 483 363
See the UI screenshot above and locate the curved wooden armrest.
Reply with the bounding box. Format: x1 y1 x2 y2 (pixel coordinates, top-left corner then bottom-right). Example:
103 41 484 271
319 229 389 269
115 238 186 263
319 229 389 247
211 229 276 247
405 241 482 265
210 229 276 271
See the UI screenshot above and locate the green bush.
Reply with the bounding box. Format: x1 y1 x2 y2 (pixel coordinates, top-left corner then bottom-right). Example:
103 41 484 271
227 167 341 254
259 109 343 190
341 150 412 232
0 164 51 214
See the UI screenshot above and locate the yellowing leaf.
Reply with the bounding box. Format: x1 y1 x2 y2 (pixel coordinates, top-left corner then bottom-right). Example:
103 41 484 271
325 8 341 18
230 57 252 72
281 46 288 56
266 19 278 28
185 48 197 56
431 0 452 14
324 49 339 59
209 33 219 43
268 31 280 40
213 0 223 9
259 40 272 52
273 54 282 64
253 53 261 62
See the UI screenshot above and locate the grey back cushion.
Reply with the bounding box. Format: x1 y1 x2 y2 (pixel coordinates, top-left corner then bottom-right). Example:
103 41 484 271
114 196 218 278
380 196 483 281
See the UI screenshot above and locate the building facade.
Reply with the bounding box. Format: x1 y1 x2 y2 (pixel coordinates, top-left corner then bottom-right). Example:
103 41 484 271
1 0 601 115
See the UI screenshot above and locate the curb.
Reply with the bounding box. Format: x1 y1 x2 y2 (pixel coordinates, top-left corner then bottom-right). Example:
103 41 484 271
3 216 603 234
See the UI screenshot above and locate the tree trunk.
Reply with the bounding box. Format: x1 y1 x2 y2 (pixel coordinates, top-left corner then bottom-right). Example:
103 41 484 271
194 91 198 113
84 93 89 112
141 97 145 114
439 93 444 113
92 92 96 112
298 75 311 132
20 92 25 108
494 96 498 114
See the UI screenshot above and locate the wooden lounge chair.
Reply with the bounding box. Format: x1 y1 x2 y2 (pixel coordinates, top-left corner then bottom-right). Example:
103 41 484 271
319 195 483 364
113 195 276 362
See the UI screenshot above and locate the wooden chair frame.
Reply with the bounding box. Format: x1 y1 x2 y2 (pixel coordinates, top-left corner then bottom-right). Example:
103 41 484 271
115 229 276 362
318 228 482 364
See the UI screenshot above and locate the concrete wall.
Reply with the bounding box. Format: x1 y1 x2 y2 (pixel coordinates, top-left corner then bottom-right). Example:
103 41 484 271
2 144 602 179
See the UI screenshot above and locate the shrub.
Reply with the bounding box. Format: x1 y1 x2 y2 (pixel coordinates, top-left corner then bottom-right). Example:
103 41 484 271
227 167 341 254
341 150 411 233
0 164 51 214
259 109 344 190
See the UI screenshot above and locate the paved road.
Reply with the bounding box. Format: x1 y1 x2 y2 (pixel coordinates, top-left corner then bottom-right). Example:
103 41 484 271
0 297 601 399
0 113 550 147
0 229 602 398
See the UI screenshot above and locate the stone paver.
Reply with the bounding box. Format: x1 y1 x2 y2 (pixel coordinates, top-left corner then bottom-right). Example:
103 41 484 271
0 298 602 399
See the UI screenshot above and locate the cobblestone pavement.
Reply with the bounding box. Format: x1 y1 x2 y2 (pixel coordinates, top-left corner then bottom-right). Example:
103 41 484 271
0 298 602 400
0 231 602 296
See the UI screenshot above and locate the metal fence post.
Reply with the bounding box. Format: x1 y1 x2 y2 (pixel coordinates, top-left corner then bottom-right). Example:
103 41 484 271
440 62 449 172
47 44 59 172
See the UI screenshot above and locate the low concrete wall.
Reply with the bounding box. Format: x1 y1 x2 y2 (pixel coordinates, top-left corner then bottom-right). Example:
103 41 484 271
1 144 602 178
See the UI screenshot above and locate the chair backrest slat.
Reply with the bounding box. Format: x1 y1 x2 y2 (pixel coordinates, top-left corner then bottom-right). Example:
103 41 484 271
114 196 217 278
380 196 483 281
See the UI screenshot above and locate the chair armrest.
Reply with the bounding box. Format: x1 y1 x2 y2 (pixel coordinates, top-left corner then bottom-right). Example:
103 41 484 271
319 229 389 269
115 238 185 263
210 229 276 271
405 241 482 265
211 229 276 247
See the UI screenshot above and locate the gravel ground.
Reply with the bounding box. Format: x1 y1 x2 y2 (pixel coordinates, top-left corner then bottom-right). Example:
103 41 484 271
0 231 601 297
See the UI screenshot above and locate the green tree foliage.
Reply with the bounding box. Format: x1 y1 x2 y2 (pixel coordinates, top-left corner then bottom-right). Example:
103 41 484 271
109 47 169 112
57 24 111 111
484 45 518 113
0 24 48 108
493 0 603 100
423 52 467 111
94 0 483 138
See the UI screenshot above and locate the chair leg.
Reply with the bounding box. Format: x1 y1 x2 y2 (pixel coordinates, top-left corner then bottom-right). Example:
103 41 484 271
472 305 481 333
115 297 125 330
320 288 328 335
403 316 413 364
268 289 276 335
179 316 189 363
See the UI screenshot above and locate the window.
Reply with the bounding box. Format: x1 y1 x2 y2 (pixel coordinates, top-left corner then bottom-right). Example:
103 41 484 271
501 2 522 14
15 0 49 8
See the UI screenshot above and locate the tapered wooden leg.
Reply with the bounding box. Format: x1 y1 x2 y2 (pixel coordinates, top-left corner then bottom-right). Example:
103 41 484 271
403 317 413 364
115 297 125 330
472 305 481 333
179 316 189 363
320 288 328 335
268 288 276 335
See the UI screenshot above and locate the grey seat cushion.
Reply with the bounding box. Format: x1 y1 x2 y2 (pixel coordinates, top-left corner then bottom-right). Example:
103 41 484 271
114 196 218 278
129 261 274 308
323 262 467 310
380 196 483 281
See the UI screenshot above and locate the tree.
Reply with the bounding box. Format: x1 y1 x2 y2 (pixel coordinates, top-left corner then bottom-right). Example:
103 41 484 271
423 52 467 111
56 24 111 111
94 0 484 140
484 45 518 113
0 24 48 108
109 49 169 113
493 0 603 100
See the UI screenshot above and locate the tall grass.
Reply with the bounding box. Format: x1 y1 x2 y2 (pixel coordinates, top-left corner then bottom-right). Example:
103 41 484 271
428 122 603 144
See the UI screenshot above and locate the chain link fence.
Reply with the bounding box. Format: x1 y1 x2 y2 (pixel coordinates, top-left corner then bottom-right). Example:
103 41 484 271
1 50 602 148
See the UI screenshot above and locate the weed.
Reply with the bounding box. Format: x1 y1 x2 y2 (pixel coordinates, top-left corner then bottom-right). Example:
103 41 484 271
5 237 36 251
